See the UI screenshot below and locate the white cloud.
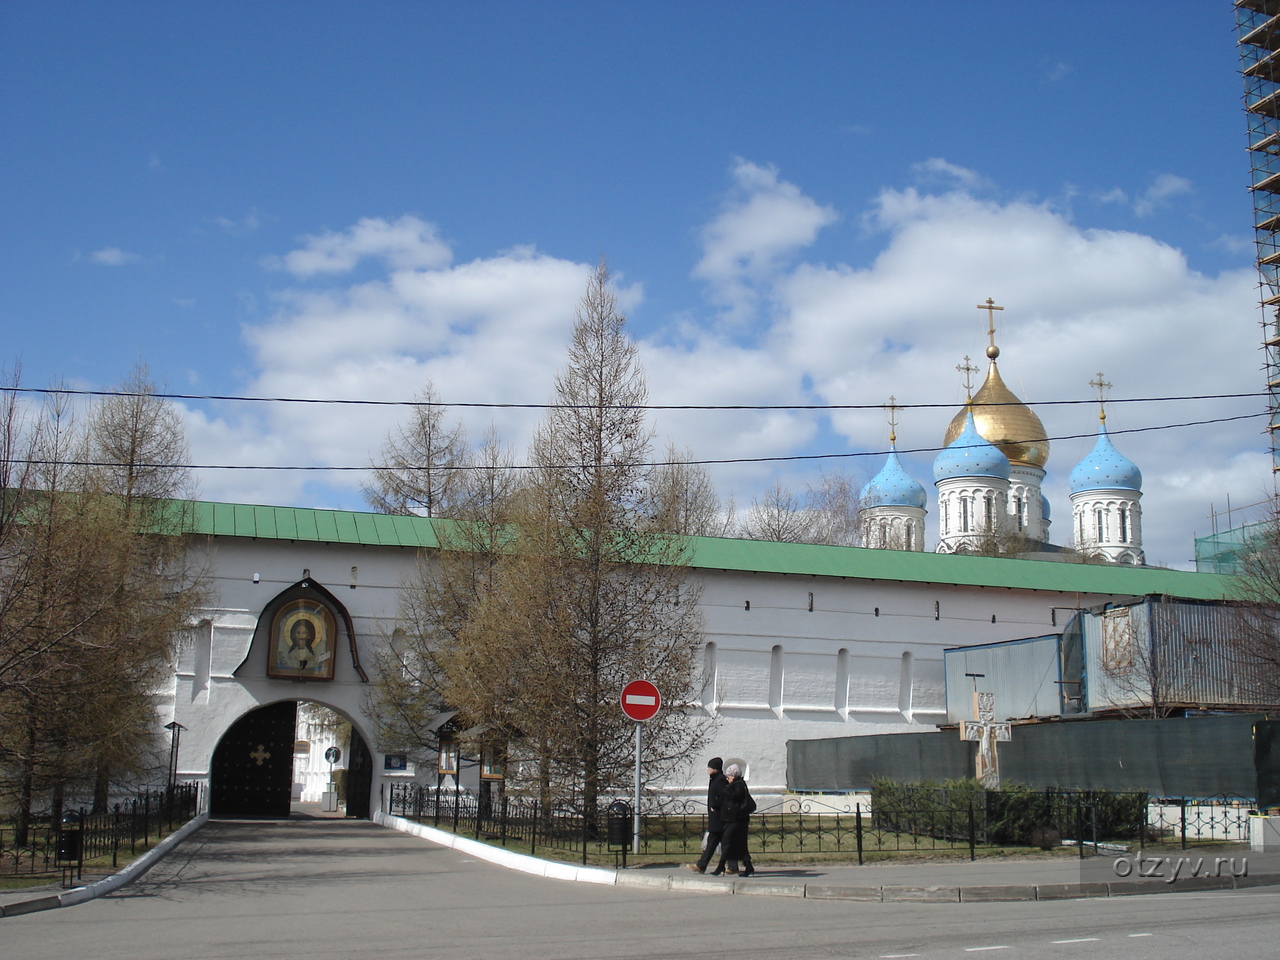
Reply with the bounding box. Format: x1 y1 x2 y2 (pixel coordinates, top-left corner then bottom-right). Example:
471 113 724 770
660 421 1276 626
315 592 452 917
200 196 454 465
189 163 1265 569
190 234 598 507
214 209 263 236
269 215 452 277
1135 174 1193 217
90 246 142 266
1096 174 1194 218
693 159 837 322
911 158 991 191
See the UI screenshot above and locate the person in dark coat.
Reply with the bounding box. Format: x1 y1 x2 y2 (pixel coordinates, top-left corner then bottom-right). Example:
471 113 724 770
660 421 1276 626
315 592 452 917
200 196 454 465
687 757 725 873
712 763 756 876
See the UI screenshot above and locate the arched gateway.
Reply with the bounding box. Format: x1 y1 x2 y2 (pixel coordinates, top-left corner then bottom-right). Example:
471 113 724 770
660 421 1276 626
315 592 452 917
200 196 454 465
171 564 392 819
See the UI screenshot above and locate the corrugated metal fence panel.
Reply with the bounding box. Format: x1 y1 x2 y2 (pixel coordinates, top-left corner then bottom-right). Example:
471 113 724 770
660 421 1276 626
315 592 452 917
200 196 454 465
1157 601 1246 706
944 636 1063 724
1082 602 1147 712
1082 599 1257 712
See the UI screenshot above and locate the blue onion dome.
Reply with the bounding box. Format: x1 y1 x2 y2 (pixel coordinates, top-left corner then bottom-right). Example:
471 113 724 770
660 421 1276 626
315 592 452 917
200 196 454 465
933 409 1012 482
861 445 927 510
1069 421 1142 494
1041 494 1051 522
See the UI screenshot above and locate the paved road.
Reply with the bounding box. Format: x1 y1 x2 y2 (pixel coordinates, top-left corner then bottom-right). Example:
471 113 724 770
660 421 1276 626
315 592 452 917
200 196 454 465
4 818 1280 960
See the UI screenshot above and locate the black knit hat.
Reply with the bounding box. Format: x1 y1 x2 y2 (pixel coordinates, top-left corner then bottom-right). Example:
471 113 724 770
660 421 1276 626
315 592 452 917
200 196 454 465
707 757 723 771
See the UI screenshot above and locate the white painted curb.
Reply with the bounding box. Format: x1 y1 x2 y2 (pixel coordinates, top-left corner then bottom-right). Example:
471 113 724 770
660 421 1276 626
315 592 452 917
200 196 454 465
373 811 618 885
58 812 210 907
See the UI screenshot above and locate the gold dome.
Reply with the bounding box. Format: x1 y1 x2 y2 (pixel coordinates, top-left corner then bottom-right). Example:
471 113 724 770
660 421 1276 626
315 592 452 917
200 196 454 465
943 361 1049 468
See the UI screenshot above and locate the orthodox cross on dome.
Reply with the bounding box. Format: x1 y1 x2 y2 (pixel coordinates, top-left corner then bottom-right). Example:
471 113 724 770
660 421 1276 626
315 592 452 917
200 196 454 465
956 355 980 399
885 395 900 444
1089 372 1113 423
959 690 1011 788
976 297 1004 360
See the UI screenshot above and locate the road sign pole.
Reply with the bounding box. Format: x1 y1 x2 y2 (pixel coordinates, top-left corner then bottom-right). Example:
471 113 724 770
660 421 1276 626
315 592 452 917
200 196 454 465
620 679 660 857
633 721 642 854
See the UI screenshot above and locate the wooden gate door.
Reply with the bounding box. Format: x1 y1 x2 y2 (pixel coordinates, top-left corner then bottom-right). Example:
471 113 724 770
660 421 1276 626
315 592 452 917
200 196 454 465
210 701 298 817
346 730 373 819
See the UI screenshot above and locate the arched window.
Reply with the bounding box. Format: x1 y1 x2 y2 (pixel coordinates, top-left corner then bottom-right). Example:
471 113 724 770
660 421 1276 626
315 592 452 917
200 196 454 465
905 524 914 551
1095 509 1105 542
960 497 971 533
1118 507 1129 543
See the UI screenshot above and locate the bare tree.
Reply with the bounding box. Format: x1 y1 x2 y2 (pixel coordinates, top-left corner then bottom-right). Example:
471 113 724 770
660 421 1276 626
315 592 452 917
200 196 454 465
366 429 518 764
0 364 205 831
1223 505 1280 707
650 444 734 537
420 262 712 817
736 471 861 546
364 383 468 517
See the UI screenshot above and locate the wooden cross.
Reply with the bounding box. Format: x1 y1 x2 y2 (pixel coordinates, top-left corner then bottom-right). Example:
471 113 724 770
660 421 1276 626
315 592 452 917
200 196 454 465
959 691 1011 788
250 744 271 767
976 298 1004 351
1089 372 1112 422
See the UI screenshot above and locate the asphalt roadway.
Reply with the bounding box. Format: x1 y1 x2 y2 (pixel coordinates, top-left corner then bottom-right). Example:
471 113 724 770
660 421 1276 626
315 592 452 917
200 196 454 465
4 817 1280 960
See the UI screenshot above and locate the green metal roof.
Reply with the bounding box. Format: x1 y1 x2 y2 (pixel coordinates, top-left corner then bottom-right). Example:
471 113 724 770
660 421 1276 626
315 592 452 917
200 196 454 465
684 535 1230 599
186 499 1231 600
188 500 440 549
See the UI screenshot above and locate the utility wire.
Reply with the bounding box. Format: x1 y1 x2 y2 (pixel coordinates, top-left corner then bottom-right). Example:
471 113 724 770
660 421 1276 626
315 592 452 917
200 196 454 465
0 385 1266 412
4 411 1266 473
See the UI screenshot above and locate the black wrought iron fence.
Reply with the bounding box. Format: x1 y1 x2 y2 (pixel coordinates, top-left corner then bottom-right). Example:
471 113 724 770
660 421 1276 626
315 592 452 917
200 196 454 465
383 783 1152 865
0 782 201 879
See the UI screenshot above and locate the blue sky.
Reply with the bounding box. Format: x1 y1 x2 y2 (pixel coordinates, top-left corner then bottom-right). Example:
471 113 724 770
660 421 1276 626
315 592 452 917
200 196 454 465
1 2 1267 567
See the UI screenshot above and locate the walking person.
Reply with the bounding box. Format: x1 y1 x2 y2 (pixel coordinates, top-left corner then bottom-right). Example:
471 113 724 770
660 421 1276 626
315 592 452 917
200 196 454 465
687 757 726 874
712 763 756 876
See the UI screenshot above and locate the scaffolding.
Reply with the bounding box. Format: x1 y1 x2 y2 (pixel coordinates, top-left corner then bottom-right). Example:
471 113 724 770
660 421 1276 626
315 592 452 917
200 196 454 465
1238 0 1280 471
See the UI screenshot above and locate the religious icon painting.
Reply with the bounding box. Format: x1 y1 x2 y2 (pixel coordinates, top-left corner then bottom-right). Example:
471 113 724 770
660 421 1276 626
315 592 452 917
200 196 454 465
267 598 338 680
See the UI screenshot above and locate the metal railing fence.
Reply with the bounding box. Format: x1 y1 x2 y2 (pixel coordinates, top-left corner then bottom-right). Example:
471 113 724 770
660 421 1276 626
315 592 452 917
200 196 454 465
383 783 1163 865
0 781 201 878
1148 797 1255 847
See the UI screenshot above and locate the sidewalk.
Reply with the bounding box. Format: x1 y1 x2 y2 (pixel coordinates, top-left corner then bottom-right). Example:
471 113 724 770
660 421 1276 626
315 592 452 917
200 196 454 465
375 810 1280 903
0 812 208 918
6 811 1274 916
615 854 1270 902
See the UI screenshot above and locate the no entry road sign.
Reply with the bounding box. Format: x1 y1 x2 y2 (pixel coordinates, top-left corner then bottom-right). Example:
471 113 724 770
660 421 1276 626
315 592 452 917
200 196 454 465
620 679 661 722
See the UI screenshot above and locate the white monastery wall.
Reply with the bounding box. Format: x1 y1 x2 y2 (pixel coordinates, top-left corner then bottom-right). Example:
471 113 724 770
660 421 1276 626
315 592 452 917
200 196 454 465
169 532 1135 808
665 569 1112 794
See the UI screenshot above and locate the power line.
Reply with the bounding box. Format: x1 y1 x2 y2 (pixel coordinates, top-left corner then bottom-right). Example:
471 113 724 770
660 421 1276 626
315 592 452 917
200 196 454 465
4 411 1265 473
0 384 1266 412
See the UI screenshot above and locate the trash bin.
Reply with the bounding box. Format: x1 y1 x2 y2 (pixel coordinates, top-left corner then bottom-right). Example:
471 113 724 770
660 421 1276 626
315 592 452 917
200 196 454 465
56 810 82 864
606 800 631 847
